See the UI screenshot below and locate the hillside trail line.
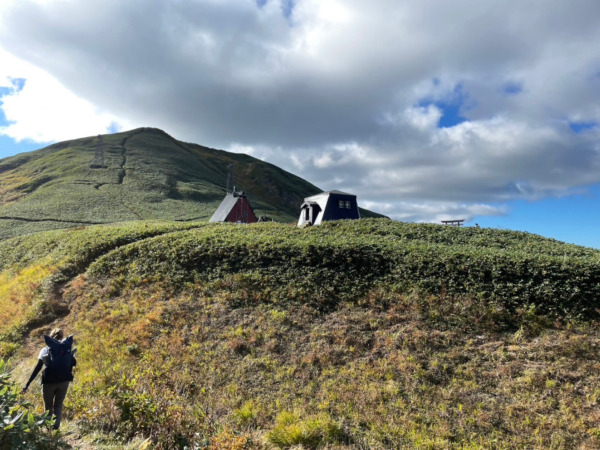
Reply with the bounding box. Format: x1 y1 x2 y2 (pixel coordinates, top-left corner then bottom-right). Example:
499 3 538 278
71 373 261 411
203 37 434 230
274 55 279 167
81 132 141 220
117 135 128 185
0 216 104 225
22 224 206 338
112 134 145 220
0 132 140 225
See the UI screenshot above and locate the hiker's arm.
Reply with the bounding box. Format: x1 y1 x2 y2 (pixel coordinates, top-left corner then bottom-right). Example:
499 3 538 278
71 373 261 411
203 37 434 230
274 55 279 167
23 360 43 392
72 356 77 367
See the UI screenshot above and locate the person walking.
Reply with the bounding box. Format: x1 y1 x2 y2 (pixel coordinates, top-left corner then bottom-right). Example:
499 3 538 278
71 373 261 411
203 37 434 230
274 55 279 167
23 328 76 430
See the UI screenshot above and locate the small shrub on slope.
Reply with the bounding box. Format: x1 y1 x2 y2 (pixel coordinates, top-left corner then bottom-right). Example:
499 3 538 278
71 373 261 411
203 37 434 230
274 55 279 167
0 360 67 449
266 411 346 449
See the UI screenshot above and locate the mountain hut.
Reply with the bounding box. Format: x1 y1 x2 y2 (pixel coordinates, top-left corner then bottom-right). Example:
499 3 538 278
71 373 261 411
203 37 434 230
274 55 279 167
210 191 258 224
297 190 360 227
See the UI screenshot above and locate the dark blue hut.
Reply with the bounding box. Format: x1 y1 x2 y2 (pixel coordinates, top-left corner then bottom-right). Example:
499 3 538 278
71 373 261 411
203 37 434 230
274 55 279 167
297 190 360 227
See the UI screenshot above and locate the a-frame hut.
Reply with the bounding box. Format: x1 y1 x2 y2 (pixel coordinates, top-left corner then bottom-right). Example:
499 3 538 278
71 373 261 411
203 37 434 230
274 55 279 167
297 190 360 227
210 191 258 224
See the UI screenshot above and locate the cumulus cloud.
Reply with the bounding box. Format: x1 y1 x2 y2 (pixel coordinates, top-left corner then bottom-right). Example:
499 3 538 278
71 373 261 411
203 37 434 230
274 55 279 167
0 0 599 222
362 199 507 223
0 49 129 143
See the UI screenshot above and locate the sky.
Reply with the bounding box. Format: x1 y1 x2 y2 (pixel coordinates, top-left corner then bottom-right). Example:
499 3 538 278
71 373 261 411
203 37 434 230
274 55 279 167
0 0 599 249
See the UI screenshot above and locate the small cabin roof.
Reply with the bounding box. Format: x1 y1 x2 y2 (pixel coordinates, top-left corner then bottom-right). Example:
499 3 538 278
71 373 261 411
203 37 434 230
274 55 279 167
304 190 356 202
210 192 248 223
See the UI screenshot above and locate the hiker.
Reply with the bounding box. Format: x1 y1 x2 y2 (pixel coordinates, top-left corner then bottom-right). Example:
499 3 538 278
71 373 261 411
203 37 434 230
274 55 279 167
22 328 77 430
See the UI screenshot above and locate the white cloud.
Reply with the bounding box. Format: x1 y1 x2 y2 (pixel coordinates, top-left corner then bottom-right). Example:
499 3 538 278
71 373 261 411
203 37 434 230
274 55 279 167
313 152 335 169
227 142 276 161
227 143 257 156
402 105 443 131
361 199 506 223
0 0 599 223
0 49 129 143
290 153 305 170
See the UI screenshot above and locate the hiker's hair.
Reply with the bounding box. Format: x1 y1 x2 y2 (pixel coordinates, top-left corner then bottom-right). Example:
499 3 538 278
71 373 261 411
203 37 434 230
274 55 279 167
49 328 63 340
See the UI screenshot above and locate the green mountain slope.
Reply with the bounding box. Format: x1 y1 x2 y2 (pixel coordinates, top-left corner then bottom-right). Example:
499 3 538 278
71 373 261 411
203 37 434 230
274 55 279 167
0 127 380 238
2 219 600 448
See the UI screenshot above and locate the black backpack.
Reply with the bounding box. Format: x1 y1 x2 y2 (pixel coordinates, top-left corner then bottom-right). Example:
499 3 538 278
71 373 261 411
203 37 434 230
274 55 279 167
42 335 74 384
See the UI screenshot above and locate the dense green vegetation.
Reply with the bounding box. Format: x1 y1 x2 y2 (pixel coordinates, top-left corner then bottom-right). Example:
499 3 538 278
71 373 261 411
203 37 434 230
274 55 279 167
87 219 600 317
0 359 68 449
0 127 380 239
0 221 206 353
1 219 599 448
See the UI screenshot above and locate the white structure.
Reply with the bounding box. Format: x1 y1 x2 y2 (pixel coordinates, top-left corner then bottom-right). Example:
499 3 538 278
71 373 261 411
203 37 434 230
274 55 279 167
297 190 360 227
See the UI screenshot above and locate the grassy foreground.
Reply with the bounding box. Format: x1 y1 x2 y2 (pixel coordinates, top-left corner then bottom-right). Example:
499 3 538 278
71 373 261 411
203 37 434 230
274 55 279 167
2 219 599 448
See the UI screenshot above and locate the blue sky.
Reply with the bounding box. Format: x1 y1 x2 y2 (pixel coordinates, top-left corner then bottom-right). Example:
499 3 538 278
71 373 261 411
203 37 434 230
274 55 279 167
414 89 600 248
1 0 599 249
477 190 600 249
0 133 41 157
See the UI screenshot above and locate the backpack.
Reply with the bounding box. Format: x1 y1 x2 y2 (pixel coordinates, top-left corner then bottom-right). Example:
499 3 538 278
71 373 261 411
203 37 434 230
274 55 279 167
42 335 74 384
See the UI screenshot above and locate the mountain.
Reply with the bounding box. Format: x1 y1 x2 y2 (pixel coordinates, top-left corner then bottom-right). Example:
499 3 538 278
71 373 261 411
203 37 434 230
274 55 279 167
0 127 380 238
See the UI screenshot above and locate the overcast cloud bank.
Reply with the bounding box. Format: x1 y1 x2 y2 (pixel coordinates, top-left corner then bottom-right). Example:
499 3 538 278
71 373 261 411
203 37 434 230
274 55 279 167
1 0 599 222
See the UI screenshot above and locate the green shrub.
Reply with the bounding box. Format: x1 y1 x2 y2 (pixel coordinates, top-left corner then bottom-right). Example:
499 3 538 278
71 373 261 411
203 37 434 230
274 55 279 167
0 360 67 449
266 412 346 449
86 220 600 317
233 400 259 428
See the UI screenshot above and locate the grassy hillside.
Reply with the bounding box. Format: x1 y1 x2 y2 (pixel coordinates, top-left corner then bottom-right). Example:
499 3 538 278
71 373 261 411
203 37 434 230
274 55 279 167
0 128 381 239
2 219 600 448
